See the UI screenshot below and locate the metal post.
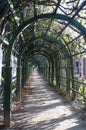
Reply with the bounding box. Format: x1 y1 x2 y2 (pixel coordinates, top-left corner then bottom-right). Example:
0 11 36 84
25 60 29 81
45 66 48 79
48 62 51 83
51 63 54 85
21 61 25 87
56 59 60 90
66 60 70 99
4 66 12 127
46 65 48 78
55 61 57 87
22 61 25 86
16 65 21 100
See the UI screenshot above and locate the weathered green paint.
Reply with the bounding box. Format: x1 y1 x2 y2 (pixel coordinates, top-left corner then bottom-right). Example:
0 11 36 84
4 66 12 127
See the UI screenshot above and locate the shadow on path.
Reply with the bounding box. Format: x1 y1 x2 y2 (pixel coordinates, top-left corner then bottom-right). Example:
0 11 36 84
13 70 86 130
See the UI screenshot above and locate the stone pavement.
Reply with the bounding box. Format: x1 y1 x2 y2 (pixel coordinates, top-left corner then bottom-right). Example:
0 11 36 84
13 70 86 130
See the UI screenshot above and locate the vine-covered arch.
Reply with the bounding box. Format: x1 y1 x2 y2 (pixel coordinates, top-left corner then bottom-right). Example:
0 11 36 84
1 0 86 127
5 13 86 65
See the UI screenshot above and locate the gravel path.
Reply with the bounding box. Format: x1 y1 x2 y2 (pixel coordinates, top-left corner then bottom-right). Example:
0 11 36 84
12 71 86 130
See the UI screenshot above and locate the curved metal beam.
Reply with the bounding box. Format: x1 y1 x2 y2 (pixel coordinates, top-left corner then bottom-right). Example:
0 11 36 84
23 51 52 83
6 13 86 65
18 36 69 63
21 45 57 61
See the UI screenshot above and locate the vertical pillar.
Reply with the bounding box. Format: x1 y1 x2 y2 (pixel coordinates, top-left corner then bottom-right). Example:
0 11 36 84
46 65 48 79
45 66 48 79
16 65 21 100
2 67 5 86
22 61 25 86
44 66 46 77
22 61 25 87
4 66 12 127
48 62 51 83
70 57 76 99
55 61 57 87
25 60 28 81
66 60 70 99
56 59 60 90
51 63 54 85
27 63 31 78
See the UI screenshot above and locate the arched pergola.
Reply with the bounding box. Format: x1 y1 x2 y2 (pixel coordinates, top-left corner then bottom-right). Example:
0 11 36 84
0 1 86 127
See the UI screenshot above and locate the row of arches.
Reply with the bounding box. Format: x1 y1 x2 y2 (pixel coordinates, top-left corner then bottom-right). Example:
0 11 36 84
1 12 86 127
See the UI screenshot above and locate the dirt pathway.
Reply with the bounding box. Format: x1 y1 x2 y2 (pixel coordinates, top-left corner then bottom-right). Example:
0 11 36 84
12 71 86 130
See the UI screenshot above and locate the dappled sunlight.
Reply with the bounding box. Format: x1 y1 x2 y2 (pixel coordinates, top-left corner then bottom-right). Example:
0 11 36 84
13 71 86 130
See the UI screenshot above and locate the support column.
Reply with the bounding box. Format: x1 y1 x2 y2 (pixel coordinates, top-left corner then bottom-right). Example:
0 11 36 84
25 60 28 82
70 57 76 100
16 65 21 100
48 62 51 83
51 63 54 85
4 66 12 127
66 61 70 99
56 60 60 90
45 66 47 78
22 61 26 87
46 67 48 80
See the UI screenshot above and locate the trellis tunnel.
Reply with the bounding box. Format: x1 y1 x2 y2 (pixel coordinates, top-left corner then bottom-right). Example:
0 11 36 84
0 0 86 127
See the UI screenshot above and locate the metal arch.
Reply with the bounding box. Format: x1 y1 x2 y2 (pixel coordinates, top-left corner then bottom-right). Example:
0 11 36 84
4 8 86 127
23 52 54 64
21 47 57 81
18 37 70 89
28 54 48 72
17 43 57 92
19 37 70 83
22 45 57 60
20 45 56 73
20 44 58 73
23 50 55 66
30 61 40 69
28 53 49 66
23 51 54 81
21 47 59 86
19 45 56 67
21 46 56 69
23 51 51 81
18 36 69 60
17 36 64 77
6 13 86 65
25 52 51 66
20 44 55 58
